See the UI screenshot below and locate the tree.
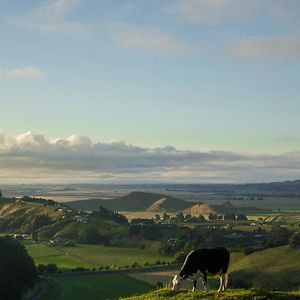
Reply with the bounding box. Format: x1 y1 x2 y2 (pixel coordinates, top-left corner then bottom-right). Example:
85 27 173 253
154 214 160 222
208 213 218 221
236 214 248 221
198 214 206 222
0 190 2 198
0 236 37 300
265 226 292 248
175 212 184 223
163 213 170 221
173 251 186 263
46 263 58 274
32 214 52 230
185 214 192 220
224 213 236 221
79 226 103 244
289 232 300 250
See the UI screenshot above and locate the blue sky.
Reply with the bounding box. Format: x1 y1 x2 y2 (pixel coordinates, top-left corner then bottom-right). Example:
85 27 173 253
0 0 300 183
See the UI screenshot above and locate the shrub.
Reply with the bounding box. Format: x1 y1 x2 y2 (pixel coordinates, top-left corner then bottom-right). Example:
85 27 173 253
0 237 37 300
289 232 300 250
46 263 58 274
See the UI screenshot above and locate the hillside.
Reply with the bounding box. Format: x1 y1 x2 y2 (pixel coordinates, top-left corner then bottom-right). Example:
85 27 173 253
67 192 194 212
230 246 300 290
122 288 300 300
184 201 271 216
0 197 128 244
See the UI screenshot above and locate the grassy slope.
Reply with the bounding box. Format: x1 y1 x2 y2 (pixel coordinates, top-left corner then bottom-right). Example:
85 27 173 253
25 242 170 269
0 199 129 243
128 246 300 292
40 274 153 300
122 289 300 300
67 191 193 212
230 246 300 290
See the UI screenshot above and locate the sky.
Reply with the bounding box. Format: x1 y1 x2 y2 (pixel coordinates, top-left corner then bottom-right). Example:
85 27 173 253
0 0 300 184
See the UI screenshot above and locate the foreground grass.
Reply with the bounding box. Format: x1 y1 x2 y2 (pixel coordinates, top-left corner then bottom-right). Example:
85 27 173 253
122 288 300 300
25 242 170 269
40 274 153 300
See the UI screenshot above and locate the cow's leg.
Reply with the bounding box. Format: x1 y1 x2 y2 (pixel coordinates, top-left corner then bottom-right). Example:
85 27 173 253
201 276 208 292
192 280 197 292
218 275 223 292
223 273 229 291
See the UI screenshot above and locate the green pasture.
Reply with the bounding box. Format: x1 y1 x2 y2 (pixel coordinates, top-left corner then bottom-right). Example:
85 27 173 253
122 288 300 300
25 242 170 269
40 274 153 300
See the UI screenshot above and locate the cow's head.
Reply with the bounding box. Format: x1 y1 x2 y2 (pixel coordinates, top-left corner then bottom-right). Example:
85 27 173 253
172 275 183 290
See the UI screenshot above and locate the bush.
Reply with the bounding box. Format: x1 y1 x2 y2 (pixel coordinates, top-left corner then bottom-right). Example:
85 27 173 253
265 225 292 248
0 237 37 300
289 232 300 250
79 226 104 244
173 251 186 263
46 263 58 274
37 264 47 275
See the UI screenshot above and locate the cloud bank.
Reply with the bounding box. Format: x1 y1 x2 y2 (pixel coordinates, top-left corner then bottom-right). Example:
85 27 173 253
0 130 300 184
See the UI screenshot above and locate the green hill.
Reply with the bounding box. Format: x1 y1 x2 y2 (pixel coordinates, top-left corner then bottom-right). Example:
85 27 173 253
230 246 300 290
184 201 271 216
0 197 128 244
121 288 300 300
67 192 194 212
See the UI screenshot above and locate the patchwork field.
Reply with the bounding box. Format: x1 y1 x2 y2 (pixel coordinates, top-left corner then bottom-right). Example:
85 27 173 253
40 274 153 300
24 242 171 269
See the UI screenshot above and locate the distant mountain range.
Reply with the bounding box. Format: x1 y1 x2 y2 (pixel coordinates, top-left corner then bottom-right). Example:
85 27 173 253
67 191 271 214
67 192 193 212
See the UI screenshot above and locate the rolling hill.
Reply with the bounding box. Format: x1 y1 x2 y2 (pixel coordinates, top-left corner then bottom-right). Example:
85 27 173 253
67 192 195 212
184 201 271 216
0 197 128 244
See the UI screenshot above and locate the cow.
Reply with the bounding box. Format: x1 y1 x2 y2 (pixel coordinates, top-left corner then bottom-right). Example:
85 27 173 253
172 247 230 292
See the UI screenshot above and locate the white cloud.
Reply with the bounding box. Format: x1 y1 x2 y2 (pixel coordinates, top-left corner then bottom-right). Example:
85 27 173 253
166 0 260 26
0 129 300 184
109 22 190 53
0 67 44 80
229 36 300 60
11 0 90 36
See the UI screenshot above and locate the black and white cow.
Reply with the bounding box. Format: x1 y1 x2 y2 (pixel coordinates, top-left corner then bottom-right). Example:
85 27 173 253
172 247 230 292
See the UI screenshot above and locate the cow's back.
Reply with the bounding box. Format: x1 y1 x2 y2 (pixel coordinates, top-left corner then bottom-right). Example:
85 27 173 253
180 247 230 276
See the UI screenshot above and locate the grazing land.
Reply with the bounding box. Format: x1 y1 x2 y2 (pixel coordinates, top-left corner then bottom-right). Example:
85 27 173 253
25 242 170 269
121 288 300 300
40 274 153 300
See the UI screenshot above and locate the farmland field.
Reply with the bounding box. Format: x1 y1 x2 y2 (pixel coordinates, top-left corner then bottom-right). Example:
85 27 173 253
24 242 171 269
40 274 153 300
